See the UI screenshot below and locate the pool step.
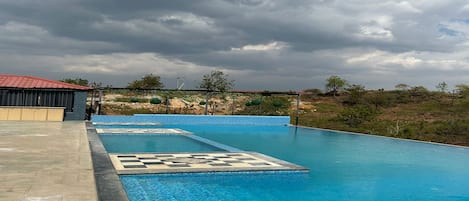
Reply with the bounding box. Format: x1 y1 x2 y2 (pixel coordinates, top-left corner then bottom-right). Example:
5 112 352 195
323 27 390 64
96 128 191 134
109 152 308 174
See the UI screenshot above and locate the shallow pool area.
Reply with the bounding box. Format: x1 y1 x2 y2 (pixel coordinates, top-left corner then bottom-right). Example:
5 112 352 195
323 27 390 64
92 115 469 201
100 134 225 153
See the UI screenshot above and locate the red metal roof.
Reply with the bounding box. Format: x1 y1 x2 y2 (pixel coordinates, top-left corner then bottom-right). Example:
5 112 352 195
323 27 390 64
0 74 92 90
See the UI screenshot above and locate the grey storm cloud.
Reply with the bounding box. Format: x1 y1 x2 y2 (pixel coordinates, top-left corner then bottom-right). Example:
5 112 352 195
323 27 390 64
0 0 468 90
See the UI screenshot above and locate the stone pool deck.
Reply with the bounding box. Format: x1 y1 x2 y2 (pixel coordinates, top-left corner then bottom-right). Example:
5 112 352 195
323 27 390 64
0 121 97 201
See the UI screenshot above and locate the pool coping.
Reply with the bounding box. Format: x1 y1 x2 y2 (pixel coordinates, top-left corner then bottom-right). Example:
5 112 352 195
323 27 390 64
86 122 129 201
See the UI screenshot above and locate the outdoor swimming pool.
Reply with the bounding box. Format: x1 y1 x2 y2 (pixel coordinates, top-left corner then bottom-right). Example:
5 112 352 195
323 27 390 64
94 116 469 201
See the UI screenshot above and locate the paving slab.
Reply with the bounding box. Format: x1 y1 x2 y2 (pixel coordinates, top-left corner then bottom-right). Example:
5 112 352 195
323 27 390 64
0 121 97 201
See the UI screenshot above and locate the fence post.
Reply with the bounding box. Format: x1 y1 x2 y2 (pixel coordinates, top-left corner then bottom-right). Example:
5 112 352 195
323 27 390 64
97 89 103 115
89 89 95 119
165 96 169 114
295 93 300 126
231 94 235 115
204 91 209 115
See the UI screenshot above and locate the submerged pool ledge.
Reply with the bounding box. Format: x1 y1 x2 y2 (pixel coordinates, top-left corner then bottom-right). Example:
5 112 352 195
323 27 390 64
109 152 309 175
92 114 290 126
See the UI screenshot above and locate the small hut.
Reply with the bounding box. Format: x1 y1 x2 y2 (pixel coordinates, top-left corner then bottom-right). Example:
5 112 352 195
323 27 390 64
0 74 92 121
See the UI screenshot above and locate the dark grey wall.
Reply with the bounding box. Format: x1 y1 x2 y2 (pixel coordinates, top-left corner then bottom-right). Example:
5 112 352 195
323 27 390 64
0 89 74 111
64 91 88 120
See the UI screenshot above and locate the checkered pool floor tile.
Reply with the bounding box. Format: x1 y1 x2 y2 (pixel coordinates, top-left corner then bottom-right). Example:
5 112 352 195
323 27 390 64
109 152 307 174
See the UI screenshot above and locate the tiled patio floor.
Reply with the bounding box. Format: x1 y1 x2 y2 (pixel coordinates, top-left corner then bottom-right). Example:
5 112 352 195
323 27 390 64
0 121 97 201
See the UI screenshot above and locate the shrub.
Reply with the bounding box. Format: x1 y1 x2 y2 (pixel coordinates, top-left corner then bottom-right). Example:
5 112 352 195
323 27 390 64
365 91 395 109
436 120 469 136
339 105 376 127
251 99 262 105
150 98 161 104
272 101 282 107
130 97 139 103
343 84 365 105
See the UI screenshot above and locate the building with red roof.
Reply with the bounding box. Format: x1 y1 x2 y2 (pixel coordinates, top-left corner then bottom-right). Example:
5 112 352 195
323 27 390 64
0 74 91 90
0 74 92 120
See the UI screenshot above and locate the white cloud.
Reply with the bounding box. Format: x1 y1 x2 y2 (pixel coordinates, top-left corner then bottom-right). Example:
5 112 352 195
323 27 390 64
0 21 48 44
354 15 394 41
344 48 469 72
346 51 385 63
358 26 394 41
60 53 217 77
392 1 422 13
463 4 469 11
346 50 414 67
92 13 219 38
231 41 288 51
0 21 119 54
159 13 215 29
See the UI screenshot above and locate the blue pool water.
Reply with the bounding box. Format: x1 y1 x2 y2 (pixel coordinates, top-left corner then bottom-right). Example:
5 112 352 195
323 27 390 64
99 134 225 153
112 124 469 201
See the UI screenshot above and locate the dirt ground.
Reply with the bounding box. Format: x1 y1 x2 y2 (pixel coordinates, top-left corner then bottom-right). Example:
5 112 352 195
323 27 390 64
97 93 311 115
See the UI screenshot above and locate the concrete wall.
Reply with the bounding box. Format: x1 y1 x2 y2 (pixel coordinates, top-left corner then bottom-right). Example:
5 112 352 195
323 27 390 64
0 107 64 121
64 91 88 120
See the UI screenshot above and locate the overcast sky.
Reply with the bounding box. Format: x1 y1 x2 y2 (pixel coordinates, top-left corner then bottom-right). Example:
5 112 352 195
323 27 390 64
1 0 468 90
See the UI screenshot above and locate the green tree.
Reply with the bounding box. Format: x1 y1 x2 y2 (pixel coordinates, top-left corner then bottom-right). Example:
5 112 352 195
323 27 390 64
325 75 347 96
395 83 410 91
409 86 430 100
60 78 89 86
393 84 411 103
365 90 393 109
344 84 366 105
339 105 376 127
455 84 469 97
127 74 164 89
436 81 448 93
198 70 234 92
